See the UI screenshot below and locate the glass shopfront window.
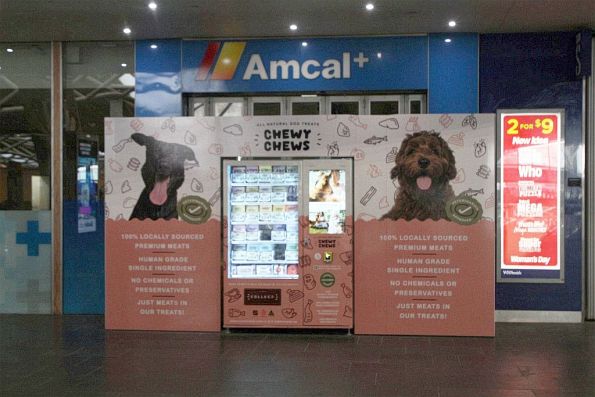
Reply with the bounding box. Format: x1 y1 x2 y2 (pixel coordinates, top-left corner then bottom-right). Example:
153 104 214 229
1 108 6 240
0 43 52 313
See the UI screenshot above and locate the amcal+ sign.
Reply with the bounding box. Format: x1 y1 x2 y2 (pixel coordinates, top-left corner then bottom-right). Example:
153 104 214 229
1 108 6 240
196 41 368 81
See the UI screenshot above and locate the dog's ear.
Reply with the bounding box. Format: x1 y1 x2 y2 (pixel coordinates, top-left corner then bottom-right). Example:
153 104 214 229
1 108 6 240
390 165 400 180
441 137 457 180
131 133 156 147
181 147 198 163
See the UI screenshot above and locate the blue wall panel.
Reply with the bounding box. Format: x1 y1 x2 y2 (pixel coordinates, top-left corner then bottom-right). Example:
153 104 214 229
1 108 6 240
480 32 586 311
135 39 183 117
429 33 479 113
63 200 105 314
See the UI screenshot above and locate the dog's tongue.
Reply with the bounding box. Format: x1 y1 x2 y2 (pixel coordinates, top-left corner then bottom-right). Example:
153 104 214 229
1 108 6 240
149 177 170 206
416 176 432 191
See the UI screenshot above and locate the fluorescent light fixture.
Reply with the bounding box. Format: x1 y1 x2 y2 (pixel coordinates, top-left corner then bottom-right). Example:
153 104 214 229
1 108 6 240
365 3 374 11
123 27 131 35
6 48 14 53
121 63 127 67
150 44 158 49
302 41 308 47
301 94 318 98
377 52 382 59
289 24 298 31
448 20 456 27
148 2 157 10
444 38 452 43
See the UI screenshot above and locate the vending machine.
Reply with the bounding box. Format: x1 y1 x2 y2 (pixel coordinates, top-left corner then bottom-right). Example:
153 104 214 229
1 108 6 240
222 158 353 328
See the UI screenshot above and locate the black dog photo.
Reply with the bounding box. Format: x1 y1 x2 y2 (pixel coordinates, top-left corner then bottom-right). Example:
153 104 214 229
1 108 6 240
129 133 198 220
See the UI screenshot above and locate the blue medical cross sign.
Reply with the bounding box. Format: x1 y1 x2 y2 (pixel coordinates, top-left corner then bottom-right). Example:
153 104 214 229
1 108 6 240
16 221 51 256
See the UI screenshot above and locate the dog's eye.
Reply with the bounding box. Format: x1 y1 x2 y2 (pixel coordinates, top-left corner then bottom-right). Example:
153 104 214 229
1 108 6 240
432 147 441 155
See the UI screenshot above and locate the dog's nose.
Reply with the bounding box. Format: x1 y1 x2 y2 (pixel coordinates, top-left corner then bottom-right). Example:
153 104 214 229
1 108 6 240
418 158 430 169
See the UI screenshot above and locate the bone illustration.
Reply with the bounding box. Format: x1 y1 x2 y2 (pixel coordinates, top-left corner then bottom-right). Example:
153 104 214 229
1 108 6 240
337 122 350 137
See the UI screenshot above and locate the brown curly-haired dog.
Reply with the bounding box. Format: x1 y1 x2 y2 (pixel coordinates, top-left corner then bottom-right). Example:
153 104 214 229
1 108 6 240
381 131 456 221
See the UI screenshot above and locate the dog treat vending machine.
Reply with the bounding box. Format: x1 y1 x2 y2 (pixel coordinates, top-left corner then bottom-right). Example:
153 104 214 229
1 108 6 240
222 159 353 328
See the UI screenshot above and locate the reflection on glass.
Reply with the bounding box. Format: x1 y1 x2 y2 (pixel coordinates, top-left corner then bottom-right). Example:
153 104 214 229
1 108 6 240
308 169 346 234
215 102 243 117
410 100 422 114
371 101 399 115
0 43 51 210
331 102 359 115
253 102 281 116
292 102 320 115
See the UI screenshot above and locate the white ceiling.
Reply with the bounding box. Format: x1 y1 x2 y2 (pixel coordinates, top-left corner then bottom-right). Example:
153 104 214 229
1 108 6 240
0 0 593 42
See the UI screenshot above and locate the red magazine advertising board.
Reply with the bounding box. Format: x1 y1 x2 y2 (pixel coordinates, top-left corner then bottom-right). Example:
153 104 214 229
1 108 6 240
499 111 563 282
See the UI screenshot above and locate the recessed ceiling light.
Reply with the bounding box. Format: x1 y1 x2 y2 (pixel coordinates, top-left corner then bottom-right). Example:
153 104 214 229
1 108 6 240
365 3 374 11
6 48 14 53
448 20 456 27
289 24 298 31
123 27 131 35
150 44 158 49
444 38 452 43
302 41 308 47
377 52 382 59
148 2 157 10
121 63 127 67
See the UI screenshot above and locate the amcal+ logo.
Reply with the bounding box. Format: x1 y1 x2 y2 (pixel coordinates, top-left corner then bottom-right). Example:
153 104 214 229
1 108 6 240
196 41 369 81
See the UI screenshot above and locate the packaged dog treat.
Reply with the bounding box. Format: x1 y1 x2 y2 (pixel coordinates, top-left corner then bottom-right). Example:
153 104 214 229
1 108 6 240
274 244 286 260
231 244 247 261
258 165 272 183
245 166 259 183
246 224 259 241
246 245 260 261
231 205 246 222
272 204 286 222
259 244 274 262
230 166 246 183
271 186 287 202
287 185 298 201
259 204 272 222
245 186 260 202
286 223 298 242
235 264 255 277
259 186 272 202
271 224 286 241
255 265 275 276
231 224 246 242
245 205 260 222
259 224 272 241
230 186 246 202
274 264 286 276
272 165 286 183
285 243 299 261
285 165 299 183
285 204 298 221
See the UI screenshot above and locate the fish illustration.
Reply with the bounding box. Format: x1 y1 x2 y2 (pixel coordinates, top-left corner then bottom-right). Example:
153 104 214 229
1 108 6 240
363 136 388 145
461 188 484 197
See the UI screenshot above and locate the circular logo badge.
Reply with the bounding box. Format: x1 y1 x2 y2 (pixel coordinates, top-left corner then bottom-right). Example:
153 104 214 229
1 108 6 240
177 195 212 224
320 272 335 288
446 195 483 225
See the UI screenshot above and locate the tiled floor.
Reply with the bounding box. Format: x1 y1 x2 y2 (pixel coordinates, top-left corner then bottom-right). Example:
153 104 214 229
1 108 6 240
1 315 594 396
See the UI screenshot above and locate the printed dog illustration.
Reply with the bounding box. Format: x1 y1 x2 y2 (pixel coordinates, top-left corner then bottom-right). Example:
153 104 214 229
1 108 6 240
129 133 198 220
381 131 456 221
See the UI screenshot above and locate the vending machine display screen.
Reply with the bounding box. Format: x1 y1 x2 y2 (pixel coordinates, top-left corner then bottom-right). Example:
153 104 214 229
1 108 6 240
227 164 300 279
308 169 346 234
